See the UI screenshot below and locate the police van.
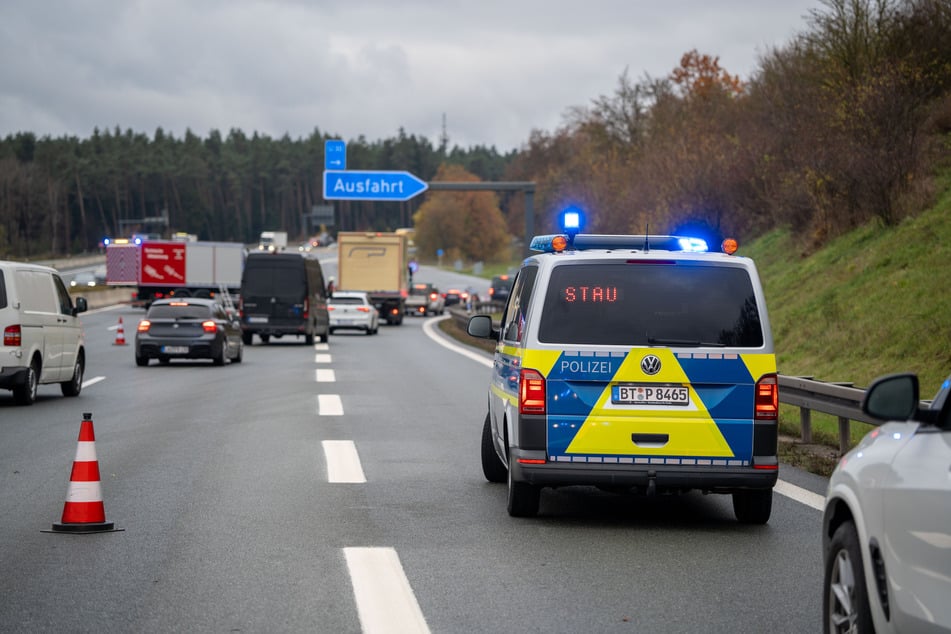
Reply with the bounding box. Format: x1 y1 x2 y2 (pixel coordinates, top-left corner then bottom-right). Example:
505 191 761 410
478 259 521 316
467 211 778 523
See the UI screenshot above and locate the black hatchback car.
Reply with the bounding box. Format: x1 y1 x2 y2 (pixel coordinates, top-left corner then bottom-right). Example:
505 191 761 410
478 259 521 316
135 298 243 366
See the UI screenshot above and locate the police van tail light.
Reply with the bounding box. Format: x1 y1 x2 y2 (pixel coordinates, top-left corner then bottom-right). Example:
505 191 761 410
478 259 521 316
3 325 21 346
519 369 546 415
755 374 778 420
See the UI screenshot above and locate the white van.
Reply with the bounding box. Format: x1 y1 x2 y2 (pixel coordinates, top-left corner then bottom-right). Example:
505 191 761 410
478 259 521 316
0 261 88 405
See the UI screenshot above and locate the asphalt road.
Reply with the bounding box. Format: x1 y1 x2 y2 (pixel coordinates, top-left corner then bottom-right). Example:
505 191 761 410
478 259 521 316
0 267 829 633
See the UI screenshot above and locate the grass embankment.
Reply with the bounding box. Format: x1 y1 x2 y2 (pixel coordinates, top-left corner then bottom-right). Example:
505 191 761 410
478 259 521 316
440 173 951 474
745 175 951 457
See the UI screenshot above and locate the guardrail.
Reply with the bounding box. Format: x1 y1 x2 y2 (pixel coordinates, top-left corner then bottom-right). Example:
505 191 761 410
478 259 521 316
777 376 878 455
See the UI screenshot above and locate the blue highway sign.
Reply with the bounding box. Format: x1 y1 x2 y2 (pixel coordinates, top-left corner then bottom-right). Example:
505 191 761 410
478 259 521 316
323 170 429 201
325 140 347 170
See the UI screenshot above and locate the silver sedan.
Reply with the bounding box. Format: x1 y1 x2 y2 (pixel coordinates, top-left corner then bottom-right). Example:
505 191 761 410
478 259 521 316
328 291 379 335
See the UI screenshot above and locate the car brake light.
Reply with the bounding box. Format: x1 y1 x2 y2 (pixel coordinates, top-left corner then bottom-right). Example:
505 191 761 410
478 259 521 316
3 325 21 346
755 374 778 420
303 298 310 319
519 369 546 415
137 320 151 332
356 306 370 313
202 320 217 333
429 292 437 300
328 306 336 311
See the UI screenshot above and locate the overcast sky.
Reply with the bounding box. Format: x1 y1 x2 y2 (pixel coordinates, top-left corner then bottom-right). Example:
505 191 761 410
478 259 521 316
1 1 821 153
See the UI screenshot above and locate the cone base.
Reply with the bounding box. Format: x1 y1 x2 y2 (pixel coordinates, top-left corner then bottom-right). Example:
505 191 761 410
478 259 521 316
48 520 119 533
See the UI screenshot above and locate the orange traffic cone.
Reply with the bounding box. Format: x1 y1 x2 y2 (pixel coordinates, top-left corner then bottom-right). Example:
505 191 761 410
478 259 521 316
113 316 126 346
50 413 119 533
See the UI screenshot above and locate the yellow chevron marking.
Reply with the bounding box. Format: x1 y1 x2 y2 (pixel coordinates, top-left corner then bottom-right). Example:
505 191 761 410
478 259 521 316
566 416 735 456
521 349 562 376
741 353 777 381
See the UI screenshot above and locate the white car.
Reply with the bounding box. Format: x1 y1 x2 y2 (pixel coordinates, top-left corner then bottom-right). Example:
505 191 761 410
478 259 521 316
822 372 951 633
328 291 379 335
0 260 88 405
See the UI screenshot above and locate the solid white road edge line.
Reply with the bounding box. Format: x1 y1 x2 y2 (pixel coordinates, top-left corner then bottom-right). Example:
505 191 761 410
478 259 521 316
422 315 827 511
344 547 431 634
774 479 825 511
317 394 344 416
82 376 106 388
422 316 493 368
323 440 366 483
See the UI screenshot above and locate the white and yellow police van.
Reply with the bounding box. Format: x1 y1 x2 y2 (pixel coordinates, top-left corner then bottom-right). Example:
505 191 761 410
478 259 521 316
467 211 778 522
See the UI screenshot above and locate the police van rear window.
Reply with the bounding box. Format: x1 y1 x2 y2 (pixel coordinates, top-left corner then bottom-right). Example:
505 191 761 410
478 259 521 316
537 263 764 347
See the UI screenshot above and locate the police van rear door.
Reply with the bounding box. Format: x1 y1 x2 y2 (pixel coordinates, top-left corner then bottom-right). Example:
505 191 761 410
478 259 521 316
535 258 774 466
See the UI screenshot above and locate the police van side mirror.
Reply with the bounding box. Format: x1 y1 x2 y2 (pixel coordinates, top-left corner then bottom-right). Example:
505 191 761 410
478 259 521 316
467 314 498 340
73 297 88 315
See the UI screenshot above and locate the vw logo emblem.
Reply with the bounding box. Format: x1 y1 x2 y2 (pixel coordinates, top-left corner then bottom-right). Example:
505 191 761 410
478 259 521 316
640 355 661 375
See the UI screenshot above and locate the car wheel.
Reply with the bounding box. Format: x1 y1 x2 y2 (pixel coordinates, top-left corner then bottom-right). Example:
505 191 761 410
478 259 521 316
242 332 253 345
135 354 150 367
13 357 40 405
260 334 270 344
481 413 507 483
824 520 873 633
507 448 540 517
60 356 84 397
213 342 227 366
732 489 772 524
233 340 243 364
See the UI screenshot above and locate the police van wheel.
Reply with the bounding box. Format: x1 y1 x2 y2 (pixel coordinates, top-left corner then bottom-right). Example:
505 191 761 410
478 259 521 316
481 414 507 483
507 449 540 517
732 489 772 524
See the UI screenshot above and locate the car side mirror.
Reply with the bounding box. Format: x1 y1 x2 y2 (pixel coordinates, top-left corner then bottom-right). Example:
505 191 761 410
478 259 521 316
73 297 88 315
862 373 920 421
467 314 498 340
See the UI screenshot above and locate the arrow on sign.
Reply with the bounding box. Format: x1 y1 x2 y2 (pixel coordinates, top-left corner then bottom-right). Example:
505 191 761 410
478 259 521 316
323 170 429 202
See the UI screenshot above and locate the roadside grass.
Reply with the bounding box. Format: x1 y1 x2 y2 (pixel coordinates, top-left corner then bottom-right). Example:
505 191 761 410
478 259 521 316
746 173 951 451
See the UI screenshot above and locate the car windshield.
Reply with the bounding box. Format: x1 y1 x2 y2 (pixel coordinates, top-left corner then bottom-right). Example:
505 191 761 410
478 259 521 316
537 262 764 347
148 304 213 320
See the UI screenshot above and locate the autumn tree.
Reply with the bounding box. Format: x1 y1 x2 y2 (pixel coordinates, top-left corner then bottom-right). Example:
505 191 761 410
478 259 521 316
412 164 510 263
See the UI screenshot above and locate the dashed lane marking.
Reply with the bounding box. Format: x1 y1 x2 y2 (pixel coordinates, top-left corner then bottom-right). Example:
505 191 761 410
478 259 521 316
323 440 366 483
344 547 430 634
317 394 344 416
316 369 336 382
